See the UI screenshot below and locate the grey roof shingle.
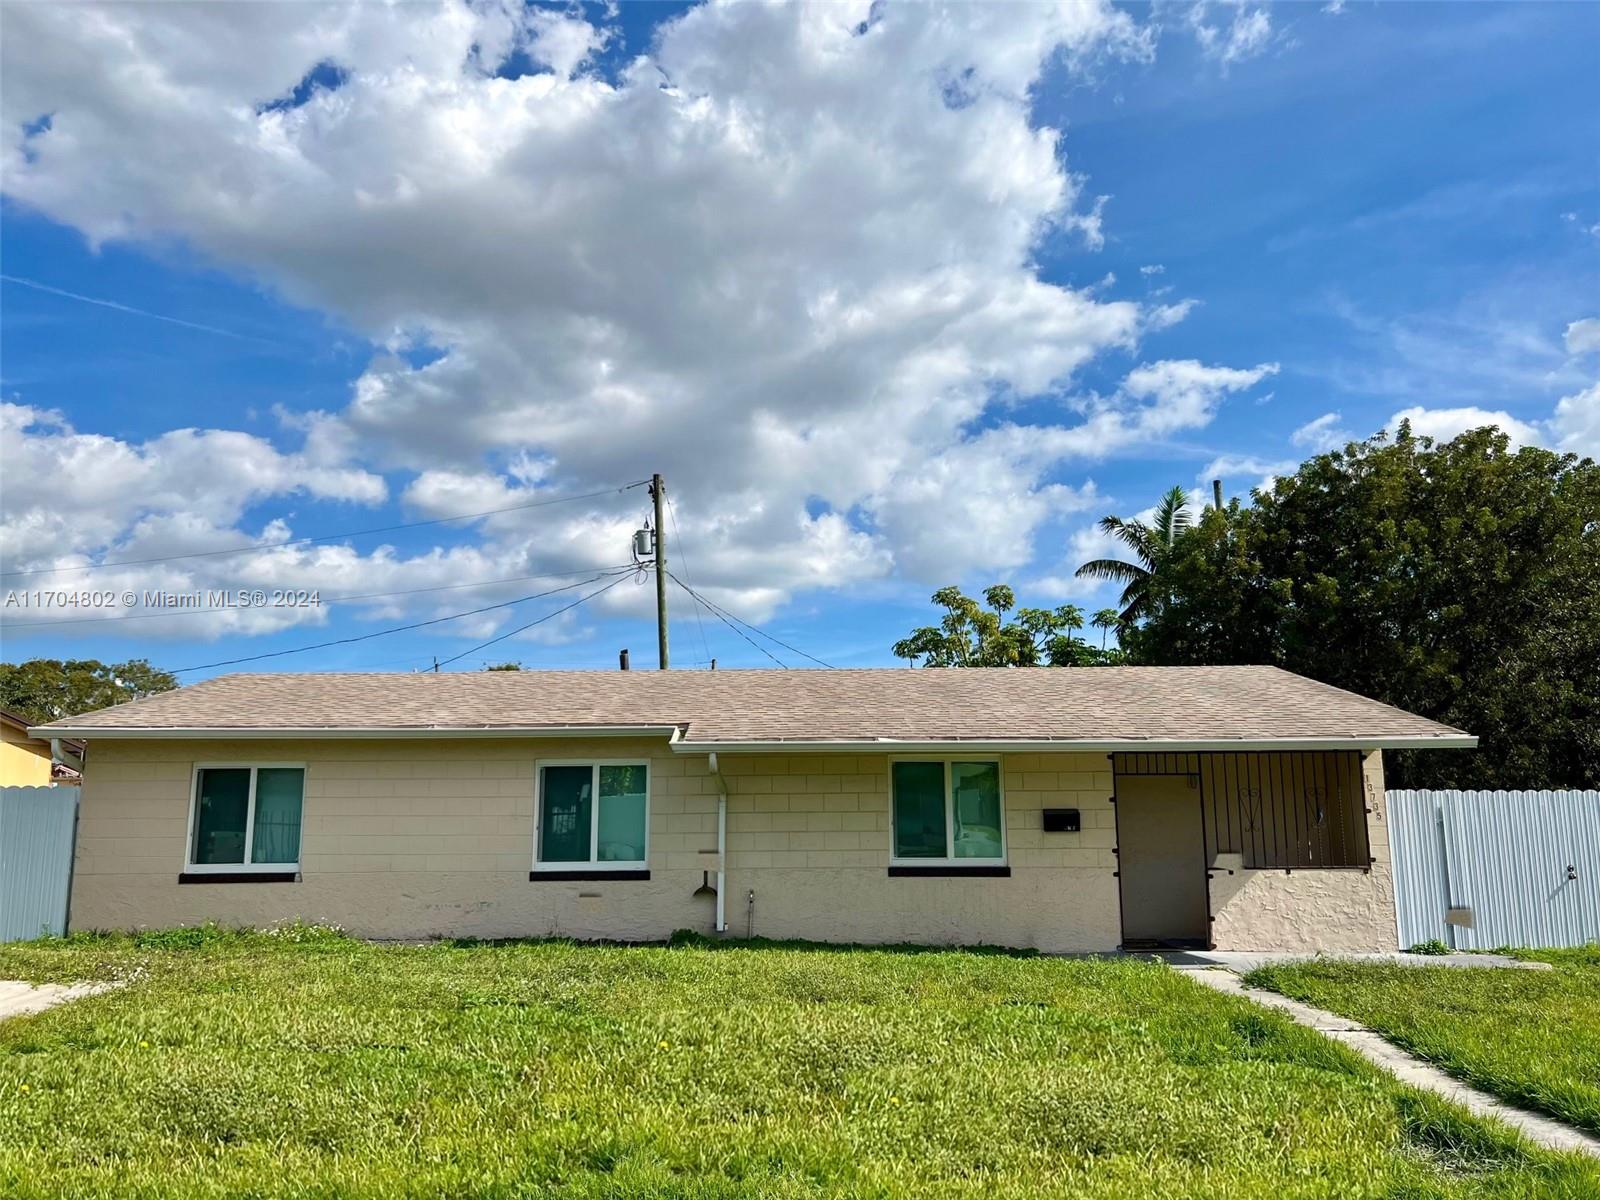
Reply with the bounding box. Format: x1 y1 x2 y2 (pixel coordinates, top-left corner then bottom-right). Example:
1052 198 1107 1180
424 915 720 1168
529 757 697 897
32 666 1472 747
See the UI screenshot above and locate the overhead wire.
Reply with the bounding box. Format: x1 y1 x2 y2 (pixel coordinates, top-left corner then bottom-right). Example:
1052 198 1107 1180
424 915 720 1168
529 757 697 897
12 468 837 675
664 493 712 666
434 572 632 669
667 571 835 668
169 569 633 674
664 573 787 668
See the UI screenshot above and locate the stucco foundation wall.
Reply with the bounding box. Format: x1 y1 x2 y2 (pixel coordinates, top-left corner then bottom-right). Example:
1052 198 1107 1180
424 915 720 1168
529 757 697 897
70 741 1123 952
1207 751 1399 952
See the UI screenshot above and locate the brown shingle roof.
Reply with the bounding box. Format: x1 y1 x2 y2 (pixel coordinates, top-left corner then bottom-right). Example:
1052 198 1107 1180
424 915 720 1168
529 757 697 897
31 667 1473 749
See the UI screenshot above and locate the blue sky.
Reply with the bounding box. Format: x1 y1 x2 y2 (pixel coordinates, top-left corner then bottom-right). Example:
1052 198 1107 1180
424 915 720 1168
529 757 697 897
2 1 1596 680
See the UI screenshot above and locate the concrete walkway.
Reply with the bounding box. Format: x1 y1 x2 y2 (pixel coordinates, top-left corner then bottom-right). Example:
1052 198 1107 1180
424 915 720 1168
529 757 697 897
1158 949 1550 972
0 979 114 1020
1186 967 1600 1158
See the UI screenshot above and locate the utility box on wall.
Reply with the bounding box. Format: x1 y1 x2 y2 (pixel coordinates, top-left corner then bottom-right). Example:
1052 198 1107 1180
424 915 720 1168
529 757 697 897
1042 808 1080 833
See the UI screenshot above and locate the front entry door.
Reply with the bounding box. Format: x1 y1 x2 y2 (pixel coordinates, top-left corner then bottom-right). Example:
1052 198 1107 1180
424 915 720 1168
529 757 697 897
1117 775 1208 947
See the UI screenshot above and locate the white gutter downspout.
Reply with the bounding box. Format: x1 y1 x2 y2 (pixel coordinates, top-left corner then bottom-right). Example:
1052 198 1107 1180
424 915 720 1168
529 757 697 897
49 738 84 774
707 752 728 934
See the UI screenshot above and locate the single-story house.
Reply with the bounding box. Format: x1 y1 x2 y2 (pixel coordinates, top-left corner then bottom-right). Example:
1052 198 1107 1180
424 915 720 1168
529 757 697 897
2 708 81 787
31 666 1473 953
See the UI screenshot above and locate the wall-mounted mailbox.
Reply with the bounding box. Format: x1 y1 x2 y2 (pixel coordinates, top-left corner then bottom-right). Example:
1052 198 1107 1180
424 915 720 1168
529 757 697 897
1042 808 1080 833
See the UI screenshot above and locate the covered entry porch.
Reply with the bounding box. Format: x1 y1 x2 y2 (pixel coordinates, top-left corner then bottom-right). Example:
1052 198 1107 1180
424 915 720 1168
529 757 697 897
1111 750 1391 952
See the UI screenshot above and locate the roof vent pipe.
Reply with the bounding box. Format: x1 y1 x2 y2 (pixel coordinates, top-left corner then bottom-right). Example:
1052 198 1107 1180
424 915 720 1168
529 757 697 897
619 649 630 671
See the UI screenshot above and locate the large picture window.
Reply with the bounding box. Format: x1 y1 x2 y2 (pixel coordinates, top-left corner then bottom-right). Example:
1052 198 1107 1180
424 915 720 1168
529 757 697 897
188 765 305 872
890 760 1004 864
535 762 648 870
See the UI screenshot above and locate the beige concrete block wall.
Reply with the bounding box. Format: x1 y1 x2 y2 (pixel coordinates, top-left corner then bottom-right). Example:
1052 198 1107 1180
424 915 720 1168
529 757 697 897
70 737 717 941
717 751 1121 953
70 741 1124 952
1207 750 1399 952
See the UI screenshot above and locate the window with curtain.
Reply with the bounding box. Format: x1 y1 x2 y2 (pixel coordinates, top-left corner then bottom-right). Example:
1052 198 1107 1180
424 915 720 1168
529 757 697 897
189 765 304 870
537 762 648 868
891 760 1003 863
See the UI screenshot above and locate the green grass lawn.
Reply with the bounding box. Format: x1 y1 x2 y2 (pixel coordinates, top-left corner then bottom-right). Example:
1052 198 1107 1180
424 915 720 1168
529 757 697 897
1 929 1596 1199
1246 947 1600 1137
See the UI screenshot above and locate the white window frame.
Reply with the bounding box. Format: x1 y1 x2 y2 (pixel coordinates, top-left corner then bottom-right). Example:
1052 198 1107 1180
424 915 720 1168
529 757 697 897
184 762 306 874
532 759 651 872
887 756 1007 867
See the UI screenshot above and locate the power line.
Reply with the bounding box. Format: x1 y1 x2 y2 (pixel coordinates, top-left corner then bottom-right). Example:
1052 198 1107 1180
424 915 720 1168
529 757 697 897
435 573 632 669
0 564 637 629
0 481 651 580
667 571 835 668
664 493 711 666
667 573 785 668
170 570 633 674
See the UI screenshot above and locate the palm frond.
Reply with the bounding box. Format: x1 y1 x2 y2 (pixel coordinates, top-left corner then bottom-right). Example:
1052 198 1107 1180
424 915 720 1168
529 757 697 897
1074 557 1147 583
1117 576 1150 614
1154 485 1192 545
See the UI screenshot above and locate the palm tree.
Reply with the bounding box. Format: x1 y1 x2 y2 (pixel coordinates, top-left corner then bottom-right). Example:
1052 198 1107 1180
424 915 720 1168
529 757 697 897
1091 608 1120 651
1073 485 1192 626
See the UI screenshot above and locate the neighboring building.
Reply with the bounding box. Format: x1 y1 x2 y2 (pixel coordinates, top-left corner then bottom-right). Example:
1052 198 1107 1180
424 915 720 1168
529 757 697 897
32 667 1473 953
1 708 80 787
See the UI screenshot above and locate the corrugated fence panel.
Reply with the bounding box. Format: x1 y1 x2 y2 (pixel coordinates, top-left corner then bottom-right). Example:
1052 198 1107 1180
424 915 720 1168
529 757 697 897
1388 790 1451 947
0 786 79 942
1390 789 1600 950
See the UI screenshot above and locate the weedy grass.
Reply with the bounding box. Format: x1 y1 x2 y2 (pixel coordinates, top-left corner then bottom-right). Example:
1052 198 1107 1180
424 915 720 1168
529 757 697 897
1246 948 1600 1137
1 931 1595 1199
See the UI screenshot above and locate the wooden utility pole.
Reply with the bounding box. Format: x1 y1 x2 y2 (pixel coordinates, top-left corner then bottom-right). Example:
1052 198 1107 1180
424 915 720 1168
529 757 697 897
651 473 669 670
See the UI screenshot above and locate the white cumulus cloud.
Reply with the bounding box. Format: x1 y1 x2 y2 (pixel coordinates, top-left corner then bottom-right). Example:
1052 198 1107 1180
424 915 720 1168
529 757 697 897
1550 381 1600 459
1387 405 1542 448
1290 411 1352 453
0 402 385 570
1199 453 1294 492
2 0 1280 642
1565 318 1600 357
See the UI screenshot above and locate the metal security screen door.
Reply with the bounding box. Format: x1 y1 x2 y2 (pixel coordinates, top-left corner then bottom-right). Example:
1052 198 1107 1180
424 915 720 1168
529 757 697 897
1116 774 1209 947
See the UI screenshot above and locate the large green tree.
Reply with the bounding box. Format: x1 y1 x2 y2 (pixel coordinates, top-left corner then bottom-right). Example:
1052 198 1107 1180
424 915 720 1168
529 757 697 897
893 585 1102 667
0 658 178 724
1122 425 1600 788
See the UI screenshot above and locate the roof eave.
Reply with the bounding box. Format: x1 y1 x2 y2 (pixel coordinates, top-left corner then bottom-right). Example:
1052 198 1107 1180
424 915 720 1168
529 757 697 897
669 735 1478 753
28 724 685 741
29 728 1476 752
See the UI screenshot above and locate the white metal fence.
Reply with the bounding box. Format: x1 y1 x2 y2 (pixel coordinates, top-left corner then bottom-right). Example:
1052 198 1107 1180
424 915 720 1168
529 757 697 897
1389 789 1600 950
0 786 79 942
